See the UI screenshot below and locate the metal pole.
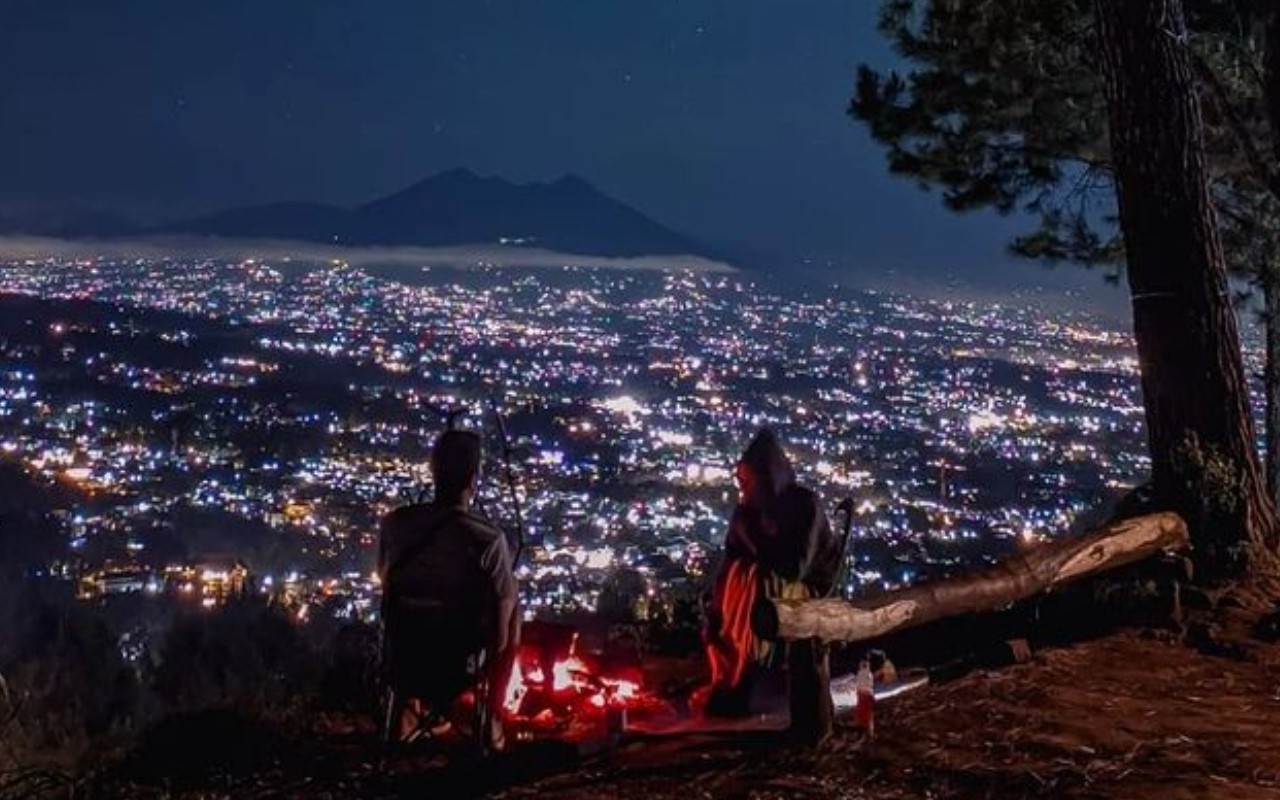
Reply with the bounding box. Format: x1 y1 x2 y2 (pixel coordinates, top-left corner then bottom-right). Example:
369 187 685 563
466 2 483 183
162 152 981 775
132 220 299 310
489 393 527 566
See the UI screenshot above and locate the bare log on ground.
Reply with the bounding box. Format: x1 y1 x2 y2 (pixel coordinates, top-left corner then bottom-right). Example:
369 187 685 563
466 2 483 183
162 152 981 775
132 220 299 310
756 512 1190 644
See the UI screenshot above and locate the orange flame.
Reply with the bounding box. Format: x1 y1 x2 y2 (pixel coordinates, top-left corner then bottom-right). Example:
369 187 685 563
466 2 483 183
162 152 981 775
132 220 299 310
502 645 644 718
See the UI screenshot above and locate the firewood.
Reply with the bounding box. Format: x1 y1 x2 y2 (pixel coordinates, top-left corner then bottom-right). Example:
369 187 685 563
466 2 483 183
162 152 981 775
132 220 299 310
755 513 1189 644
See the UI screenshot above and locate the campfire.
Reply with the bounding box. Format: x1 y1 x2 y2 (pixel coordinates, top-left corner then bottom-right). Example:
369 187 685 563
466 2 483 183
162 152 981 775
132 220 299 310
502 621 662 742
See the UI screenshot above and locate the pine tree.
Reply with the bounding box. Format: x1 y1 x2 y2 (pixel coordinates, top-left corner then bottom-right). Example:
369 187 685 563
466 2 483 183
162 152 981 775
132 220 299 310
854 0 1280 584
852 0 1280 506
1095 0 1278 582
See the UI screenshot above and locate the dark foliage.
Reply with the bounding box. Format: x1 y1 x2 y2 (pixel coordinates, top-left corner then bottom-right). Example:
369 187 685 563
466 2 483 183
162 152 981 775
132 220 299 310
850 0 1277 277
852 0 1280 582
315 622 382 717
152 598 317 714
643 584 705 657
0 580 139 770
0 462 66 577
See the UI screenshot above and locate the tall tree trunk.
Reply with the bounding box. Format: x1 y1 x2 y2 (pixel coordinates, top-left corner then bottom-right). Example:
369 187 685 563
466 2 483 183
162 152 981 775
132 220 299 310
1268 7 1280 171
1265 0 1280 515
1093 0 1280 583
1266 275 1280 508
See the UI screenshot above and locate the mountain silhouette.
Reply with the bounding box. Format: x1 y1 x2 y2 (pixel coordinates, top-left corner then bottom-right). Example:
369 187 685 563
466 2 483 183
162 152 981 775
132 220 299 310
161 169 711 258
0 208 142 239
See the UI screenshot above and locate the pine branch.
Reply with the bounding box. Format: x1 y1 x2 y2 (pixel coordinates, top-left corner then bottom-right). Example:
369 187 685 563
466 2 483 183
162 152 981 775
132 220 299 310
1191 51 1280 201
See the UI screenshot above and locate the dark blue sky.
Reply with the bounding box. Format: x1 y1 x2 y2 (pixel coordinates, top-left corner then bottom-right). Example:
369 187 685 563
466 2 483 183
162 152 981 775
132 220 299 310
0 0 1123 297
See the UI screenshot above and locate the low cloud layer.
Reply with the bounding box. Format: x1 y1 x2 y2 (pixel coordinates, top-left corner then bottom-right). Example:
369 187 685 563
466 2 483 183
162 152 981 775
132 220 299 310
0 236 738 273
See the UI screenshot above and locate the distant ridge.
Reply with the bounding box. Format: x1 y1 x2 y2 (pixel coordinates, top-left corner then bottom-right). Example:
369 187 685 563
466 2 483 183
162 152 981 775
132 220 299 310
0 170 715 260
0 208 142 240
341 169 706 257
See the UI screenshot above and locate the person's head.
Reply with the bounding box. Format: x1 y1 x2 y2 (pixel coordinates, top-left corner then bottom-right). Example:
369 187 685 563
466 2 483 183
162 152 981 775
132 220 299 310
735 428 796 506
431 429 483 505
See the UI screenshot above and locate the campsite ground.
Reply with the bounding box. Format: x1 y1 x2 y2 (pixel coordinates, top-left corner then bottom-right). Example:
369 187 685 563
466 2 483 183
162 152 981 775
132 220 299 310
78 631 1280 799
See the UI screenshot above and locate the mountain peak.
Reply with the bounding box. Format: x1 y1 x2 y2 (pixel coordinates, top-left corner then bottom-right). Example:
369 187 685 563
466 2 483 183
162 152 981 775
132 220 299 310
161 169 715 260
380 167 487 201
436 166 480 179
550 174 594 190
423 166 484 185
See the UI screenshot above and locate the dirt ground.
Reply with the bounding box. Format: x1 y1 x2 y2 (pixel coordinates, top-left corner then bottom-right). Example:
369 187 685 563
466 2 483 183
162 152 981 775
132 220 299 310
77 631 1280 799
480 631 1280 800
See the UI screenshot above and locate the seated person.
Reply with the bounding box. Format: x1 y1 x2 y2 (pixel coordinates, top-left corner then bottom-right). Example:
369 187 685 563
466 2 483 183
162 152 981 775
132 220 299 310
702 428 840 716
378 428 519 750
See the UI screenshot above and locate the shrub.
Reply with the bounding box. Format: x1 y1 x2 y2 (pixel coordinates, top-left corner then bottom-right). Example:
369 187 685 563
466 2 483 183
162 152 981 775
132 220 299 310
152 598 318 718
0 582 140 772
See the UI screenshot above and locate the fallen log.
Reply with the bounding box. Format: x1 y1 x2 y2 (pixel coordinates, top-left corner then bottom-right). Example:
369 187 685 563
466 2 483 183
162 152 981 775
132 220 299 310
755 512 1190 645
883 550 1192 683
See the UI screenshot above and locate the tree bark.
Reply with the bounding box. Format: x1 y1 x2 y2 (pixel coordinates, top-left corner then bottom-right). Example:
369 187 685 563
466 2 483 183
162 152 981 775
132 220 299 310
1259 5 1280 514
1093 0 1280 582
1266 275 1280 508
1268 7 1280 173
756 513 1189 644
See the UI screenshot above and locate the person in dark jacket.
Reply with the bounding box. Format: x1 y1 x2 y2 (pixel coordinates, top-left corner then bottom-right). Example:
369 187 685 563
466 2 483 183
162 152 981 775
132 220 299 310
378 429 519 750
703 428 840 716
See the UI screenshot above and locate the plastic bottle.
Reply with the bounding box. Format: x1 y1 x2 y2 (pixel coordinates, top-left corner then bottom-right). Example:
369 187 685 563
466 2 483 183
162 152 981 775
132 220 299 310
855 658 875 738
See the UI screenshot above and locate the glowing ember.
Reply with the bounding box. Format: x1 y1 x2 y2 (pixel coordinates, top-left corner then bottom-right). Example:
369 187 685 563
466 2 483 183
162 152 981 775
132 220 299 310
603 677 640 701
502 660 527 715
552 656 584 692
500 625 653 734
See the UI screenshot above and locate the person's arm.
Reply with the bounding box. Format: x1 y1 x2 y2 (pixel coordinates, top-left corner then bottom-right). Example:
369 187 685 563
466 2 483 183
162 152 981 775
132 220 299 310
795 493 837 593
771 489 833 587
480 534 518 655
376 512 394 584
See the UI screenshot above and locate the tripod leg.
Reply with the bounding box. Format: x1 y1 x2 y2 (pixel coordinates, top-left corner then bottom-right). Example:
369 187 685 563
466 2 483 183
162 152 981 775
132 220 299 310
383 688 405 744
475 674 493 757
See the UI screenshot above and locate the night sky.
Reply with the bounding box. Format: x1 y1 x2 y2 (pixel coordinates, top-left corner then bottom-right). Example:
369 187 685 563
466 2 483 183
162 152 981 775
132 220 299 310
0 0 1122 297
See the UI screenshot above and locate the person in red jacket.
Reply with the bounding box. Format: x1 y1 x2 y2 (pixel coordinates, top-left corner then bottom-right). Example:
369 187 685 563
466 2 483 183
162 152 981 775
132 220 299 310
702 428 840 717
